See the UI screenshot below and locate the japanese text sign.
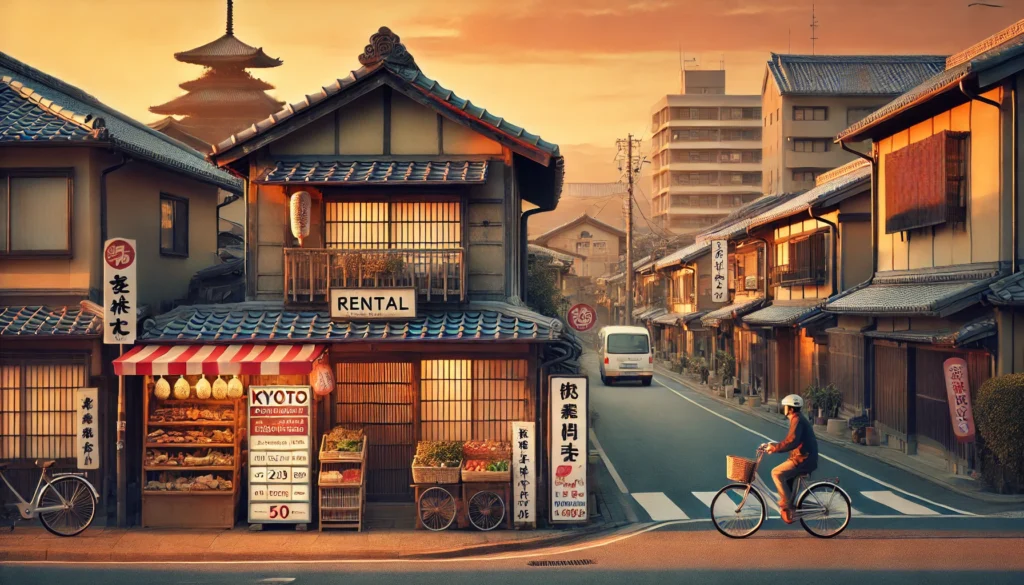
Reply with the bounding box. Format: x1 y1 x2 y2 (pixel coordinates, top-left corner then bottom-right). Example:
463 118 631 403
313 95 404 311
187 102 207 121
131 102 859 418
568 303 596 332
942 358 976 443
512 421 536 528
711 239 728 303
549 375 587 523
103 238 137 345
248 386 312 524
75 388 99 470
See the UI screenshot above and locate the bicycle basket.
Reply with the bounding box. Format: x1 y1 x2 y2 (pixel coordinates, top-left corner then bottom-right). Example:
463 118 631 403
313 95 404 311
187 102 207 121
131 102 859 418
726 455 756 483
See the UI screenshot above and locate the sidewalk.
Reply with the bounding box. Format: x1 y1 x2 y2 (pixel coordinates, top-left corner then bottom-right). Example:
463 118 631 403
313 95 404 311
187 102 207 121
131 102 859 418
653 364 1024 506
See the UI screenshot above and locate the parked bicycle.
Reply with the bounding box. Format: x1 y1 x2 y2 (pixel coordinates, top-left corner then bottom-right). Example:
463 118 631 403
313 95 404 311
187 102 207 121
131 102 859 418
0 459 99 537
710 443 851 539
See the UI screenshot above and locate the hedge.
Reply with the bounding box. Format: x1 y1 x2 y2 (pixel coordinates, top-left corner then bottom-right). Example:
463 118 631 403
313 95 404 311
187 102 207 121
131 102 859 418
974 373 1024 494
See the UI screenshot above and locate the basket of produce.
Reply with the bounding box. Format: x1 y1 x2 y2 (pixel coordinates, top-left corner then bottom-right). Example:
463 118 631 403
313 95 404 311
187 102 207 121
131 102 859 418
320 426 366 461
411 441 463 484
726 455 756 483
319 468 363 486
462 440 511 461
462 459 510 483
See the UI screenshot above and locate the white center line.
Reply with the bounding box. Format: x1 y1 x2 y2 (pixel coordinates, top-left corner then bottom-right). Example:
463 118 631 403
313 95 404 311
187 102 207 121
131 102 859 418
589 429 629 494
632 492 689 520
653 377 974 516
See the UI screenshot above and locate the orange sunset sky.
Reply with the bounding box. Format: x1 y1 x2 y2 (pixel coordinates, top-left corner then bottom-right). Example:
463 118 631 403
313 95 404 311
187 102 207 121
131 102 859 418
3 0 1023 183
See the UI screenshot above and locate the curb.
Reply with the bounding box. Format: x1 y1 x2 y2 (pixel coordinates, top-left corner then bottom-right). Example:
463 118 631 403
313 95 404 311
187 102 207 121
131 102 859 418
653 365 1024 506
406 521 630 560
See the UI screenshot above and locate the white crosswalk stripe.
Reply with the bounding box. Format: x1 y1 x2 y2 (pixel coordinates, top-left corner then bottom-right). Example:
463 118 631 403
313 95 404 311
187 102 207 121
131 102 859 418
861 490 940 515
632 492 689 520
691 490 863 517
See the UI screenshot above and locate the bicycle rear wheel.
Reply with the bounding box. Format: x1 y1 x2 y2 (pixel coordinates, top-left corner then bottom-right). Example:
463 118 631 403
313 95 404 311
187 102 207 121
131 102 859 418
710 484 765 538
38 476 96 537
796 482 851 538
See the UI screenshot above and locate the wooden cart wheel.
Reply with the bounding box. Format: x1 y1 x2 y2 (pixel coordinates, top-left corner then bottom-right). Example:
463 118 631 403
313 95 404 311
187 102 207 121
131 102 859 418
418 486 456 531
467 490 505 531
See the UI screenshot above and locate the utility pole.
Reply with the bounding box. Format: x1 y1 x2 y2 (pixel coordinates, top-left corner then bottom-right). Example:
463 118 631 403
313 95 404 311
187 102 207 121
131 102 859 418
810 4 819 55
616 134 642 325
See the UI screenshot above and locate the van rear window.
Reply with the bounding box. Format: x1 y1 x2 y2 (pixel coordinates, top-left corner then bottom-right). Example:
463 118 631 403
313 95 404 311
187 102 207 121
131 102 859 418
607 333 650 354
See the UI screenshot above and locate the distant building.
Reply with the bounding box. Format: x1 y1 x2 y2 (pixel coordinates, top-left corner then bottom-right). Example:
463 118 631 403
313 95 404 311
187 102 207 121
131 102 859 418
149 0 283 147
761 54 946 195
650 69 763 239
530 213 626 279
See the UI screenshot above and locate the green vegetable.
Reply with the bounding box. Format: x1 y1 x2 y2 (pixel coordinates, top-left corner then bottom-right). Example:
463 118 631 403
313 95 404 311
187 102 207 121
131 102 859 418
333 439 361 452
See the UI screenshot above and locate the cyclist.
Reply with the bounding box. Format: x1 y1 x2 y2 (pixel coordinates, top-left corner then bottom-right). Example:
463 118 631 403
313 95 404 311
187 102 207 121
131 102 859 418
764 394 818 524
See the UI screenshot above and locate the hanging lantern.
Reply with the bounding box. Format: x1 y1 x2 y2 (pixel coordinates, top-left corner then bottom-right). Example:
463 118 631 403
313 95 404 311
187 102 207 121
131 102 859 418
310 360 335 396
154 376 171 400
173 375 191 400
227 375 244 399
212 376 228 400
195 375 212 400
289 191 311 246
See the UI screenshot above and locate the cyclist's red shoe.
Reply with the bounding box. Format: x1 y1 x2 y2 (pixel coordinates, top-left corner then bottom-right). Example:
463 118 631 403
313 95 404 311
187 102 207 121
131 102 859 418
780 507 795 524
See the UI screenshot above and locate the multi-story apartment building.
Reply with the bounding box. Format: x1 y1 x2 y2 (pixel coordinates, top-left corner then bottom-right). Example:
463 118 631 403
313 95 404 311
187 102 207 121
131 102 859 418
761 53 946 196
650 70 763 239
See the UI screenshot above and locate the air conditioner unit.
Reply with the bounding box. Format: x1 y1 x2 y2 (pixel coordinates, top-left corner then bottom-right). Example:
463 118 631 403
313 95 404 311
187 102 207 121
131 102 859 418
745 276 758 291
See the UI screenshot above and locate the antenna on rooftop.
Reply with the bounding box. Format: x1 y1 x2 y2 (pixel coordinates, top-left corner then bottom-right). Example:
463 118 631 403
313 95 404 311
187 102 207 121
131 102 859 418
810 4 820 55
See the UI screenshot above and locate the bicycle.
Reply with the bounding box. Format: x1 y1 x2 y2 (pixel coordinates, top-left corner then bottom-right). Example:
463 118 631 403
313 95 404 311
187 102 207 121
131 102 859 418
710 443 851 539
0 459 100 537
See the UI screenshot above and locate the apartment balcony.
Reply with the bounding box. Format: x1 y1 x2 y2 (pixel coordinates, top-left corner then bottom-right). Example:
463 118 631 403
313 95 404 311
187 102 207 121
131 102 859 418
656 140 762 151
284 248 465 306
660 162 761 173
773 263 827 287
660 184 763 195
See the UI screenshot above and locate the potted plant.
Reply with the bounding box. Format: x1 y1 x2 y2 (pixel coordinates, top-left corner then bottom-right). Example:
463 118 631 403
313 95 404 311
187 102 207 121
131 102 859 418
803 384 827 425
715 351 736 397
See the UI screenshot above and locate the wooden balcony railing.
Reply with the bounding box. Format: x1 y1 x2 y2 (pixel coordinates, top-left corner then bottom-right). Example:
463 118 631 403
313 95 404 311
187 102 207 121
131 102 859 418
284 248 465 305
773 263 827 287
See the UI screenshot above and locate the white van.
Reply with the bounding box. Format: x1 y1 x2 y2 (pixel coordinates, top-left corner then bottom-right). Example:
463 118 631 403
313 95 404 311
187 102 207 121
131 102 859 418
598 326 653 386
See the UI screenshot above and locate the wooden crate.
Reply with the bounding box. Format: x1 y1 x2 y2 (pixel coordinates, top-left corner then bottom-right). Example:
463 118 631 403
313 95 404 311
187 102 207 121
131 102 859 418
319 434 366 462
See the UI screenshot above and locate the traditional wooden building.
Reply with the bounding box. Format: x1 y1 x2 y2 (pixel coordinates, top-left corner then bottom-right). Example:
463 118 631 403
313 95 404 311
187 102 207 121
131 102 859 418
651 241 712 365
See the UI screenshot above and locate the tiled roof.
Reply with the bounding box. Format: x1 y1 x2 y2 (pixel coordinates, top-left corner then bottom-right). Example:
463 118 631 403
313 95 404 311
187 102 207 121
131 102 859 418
696 193 794 243
149 88 284 115
606 272 625 284
765 53 946 96
654 312 691 325
531 212 626 243
840 20 1024 141
701 297 765 327
825 277 996 317
1 78 104 141
257 160 488 185
681 311 709 326
863 318 996 347
743 303 821 327
139 302 561 343
746 160 871 230
655 241 710 270
175 34 283 68
639 307 667 322
0 52 241 192
528 244 580 265
631 305 651 319
0 303 102 336
988 272 1024 306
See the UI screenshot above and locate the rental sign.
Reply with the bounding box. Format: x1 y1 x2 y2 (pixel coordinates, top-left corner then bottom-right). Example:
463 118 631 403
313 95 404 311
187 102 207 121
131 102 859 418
330 288 416 320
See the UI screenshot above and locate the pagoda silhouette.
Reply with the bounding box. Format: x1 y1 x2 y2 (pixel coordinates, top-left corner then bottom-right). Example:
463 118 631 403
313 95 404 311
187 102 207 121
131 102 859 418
149 0 283 149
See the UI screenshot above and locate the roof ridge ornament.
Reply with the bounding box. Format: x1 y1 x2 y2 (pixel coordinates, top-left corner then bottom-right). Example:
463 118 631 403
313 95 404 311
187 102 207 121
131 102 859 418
358 27 417 69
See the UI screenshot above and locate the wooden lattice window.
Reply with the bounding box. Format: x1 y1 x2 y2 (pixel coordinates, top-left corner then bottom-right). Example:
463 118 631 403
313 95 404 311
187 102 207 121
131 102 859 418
420 359 529 442
325 200 461 250
1 357 88 460
884 131 969 234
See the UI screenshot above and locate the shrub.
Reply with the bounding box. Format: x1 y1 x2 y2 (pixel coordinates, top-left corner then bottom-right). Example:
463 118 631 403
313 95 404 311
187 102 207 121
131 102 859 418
975 374 1024 494
688 356 706 376
715 351 736 384
801 383 842 418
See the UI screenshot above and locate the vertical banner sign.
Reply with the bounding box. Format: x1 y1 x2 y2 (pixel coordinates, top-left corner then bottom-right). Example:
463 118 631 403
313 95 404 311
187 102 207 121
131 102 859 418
710 239 728 303
512 421 536 528
942 358 976 442
550 375 588 523
75 388 99 470
103 238 137 345
248 386 312 524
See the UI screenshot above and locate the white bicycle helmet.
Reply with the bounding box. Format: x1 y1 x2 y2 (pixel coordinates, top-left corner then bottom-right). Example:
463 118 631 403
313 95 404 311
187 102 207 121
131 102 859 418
781 394 804 409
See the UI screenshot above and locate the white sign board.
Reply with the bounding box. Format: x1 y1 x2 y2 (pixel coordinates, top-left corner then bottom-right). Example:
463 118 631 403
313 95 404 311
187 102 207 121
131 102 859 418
549 376 588 523
710 239 728 303
103 238 137 344
512 421 536 528
330 288 416 320
75 388 99 470
248 386 312 525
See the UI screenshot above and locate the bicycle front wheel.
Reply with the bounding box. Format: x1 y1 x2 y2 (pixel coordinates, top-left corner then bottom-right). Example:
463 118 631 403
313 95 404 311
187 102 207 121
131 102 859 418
710 484 765 538
38 476 96 537
796 482 851 538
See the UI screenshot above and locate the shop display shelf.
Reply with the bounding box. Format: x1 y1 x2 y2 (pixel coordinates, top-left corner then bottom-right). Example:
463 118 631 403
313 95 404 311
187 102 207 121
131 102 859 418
146 420 236 427
143 490 236 496
145 443 235 448
144 465 234 471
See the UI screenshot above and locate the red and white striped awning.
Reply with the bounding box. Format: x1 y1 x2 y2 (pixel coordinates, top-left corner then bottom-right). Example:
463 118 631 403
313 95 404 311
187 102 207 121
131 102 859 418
113 344 326 376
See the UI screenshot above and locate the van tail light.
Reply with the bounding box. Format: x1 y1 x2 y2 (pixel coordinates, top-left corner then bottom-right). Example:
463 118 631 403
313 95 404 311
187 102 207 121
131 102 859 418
604 357 609 364
649 356 654 364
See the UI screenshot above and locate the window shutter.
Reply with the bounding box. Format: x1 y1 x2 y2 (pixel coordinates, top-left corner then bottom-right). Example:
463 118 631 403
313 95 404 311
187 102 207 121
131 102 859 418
884 131 969 233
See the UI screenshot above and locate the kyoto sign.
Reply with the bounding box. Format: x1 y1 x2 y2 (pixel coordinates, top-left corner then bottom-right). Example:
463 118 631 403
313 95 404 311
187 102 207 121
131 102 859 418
710 239 728 303
512 421 536 528
567 303 596 332
103 238 137 344
942 358 976 442
75 388 99 470
549 375 588 524
330 288 416 320
248 386 312 524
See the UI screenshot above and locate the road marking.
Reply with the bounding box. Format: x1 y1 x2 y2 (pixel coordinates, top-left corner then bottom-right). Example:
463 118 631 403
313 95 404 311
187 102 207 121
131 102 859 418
692 491 718 509
632 492 689 520
589 429 629 494
653 377 974 516
861 490 940 515
258 580 297 584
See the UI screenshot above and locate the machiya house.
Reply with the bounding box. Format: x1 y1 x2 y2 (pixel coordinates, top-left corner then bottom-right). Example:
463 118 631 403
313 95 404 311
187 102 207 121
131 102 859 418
110 28 570 528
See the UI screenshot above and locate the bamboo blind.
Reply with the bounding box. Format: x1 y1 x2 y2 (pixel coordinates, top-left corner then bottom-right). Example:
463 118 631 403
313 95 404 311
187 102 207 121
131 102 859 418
325 201 461 250
420 359 529 442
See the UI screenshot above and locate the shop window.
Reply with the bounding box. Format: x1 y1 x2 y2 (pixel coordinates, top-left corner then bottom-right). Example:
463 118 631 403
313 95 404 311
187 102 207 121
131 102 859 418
420 359 528 442
0 169 73 256
325 200 461 249
159 193 189 257
884 131 969 233
0 359 87 461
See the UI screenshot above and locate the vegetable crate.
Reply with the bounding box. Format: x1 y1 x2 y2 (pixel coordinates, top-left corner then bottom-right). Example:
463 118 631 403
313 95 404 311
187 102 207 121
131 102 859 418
461 460 511 483
411 461 463 485
319 434 365 462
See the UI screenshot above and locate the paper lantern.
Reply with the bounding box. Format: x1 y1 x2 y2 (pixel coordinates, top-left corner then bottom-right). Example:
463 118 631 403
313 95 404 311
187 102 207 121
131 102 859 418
227 375 244 399
310 361 335 396
173 376 191 400
154 376 171 400
290 191 311 246
212 376 228 400
195 375 212 400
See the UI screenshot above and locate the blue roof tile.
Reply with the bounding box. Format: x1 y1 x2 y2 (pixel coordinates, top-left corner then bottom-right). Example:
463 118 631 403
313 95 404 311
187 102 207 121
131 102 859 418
766 53 946 96
258 160 489 184
0 304 102 336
